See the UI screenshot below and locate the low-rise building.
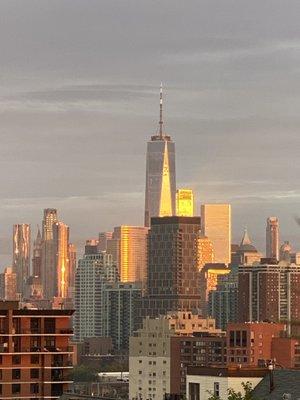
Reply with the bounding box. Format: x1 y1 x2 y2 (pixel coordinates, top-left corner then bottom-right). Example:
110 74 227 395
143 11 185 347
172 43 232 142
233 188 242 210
186 366 268 400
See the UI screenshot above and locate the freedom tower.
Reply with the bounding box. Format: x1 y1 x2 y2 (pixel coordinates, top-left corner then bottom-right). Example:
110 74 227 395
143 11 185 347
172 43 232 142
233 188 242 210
144 85 176 227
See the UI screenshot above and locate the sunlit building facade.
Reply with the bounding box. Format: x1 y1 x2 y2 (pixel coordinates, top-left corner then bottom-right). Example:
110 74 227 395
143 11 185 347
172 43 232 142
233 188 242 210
32 227 42 278
41 208 58 299
53 222 70 299
0 267 17 300
197 235 214 270
201 204 231 265
266 217 279 260
144 86 176 227
98 231 113 251
13 224 31 298
68 243 76 300
111 226 149 284
176 188 194 217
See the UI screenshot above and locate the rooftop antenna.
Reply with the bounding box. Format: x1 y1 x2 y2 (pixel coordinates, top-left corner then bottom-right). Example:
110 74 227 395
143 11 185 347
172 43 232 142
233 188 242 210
159 83 163 138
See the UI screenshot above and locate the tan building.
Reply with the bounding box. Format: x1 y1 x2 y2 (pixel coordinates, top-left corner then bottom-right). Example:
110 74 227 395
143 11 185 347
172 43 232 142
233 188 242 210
201 204 231 265
176 188 194 217
108 226 148 284
0 267 17 300
266 217 279 260
197 235 214 270
129 312 224 400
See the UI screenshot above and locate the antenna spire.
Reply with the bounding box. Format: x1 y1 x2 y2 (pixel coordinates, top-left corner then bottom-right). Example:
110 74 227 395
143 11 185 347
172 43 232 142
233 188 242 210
159 82 163 138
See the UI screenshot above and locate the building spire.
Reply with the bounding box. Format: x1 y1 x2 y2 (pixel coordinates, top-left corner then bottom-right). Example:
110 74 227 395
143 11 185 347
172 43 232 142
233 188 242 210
159 82 163 138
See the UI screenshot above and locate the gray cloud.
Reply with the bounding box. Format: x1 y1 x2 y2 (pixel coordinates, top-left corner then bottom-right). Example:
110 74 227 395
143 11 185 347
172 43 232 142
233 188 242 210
1 0 300 265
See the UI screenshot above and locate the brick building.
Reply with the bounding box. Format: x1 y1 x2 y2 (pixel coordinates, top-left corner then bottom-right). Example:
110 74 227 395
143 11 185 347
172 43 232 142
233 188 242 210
0 300 74 399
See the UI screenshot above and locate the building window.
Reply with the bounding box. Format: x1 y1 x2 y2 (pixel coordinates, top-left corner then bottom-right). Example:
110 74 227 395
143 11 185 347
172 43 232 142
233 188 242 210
31 354 39 364
31 369 39 379
12 384 21 394
30 383 39 394
12 369 21 380
189 383 200 400
12 355 21 365
214 382 220 397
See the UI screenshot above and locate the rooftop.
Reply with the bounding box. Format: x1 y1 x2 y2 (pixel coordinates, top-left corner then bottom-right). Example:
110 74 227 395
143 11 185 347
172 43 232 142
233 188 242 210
187 366 269 378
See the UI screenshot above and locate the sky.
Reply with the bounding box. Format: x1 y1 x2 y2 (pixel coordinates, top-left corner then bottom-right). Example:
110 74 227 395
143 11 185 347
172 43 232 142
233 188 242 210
1 0 300 265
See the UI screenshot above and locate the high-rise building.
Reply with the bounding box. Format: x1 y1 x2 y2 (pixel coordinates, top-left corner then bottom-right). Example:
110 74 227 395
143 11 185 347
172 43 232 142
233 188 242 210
41 208 58 299
98 231 113 252
197 235 214 270
176 188 194 217
74 247 118 341
68 243 76 300
32 227 42 278
102 282 142 350
0 300 74 399
238 261 300 335
141 216 202 318
199 263 230 316
110 226 148 284
201 204 231 265
53 222 70 299
266 217 279 260
231 228 262 266
0 267 17 300
12 224 31 298
144 85 176 227
208 267 238 330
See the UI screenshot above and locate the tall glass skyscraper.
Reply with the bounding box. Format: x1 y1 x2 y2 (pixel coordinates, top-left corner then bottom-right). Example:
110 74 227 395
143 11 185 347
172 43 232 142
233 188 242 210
144 85 176 227
13 224 31 298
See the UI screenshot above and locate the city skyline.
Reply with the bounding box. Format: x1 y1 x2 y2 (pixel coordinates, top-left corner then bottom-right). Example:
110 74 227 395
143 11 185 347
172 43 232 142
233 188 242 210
2 1 300 264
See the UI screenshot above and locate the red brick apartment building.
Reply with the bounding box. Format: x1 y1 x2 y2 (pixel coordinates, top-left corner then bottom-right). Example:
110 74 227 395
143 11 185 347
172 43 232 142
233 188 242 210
0 300 74 399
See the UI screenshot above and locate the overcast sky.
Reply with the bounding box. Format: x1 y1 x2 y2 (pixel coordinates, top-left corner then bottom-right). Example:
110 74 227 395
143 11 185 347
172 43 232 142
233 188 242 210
1 0 300 265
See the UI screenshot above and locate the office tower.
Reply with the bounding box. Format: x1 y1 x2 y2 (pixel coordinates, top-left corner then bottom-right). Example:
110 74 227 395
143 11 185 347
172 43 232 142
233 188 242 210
0 267 17 300
84 239 99 255
266 217 279 260
280 241 292 262
199 263 230 315
208 267 238 330
0 300 74 399
110 226 148 283
197 235 214 270
12 224 31 298
53 222 70 299
32 227 42 278
201 204 231 264
41 208 58 299
102 282 142 350
141 216 202 318
98 231 113 252
176 188 194 217
68 243 76 300
144 85 176 227
74 247 118 341
238 261 300 335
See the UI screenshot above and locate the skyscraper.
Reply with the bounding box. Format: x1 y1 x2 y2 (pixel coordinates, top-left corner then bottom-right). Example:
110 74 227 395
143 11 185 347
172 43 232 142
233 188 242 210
141 216 202 318
110 226 148 284
0 267 17 300
201 204 231 265
98 231 113 252
41 208 58 299
197 234 214 270
12 224 31 298
176 188 194 217
68 243 76 300
266 217 279 260
32 227 42 278
53 222 70 299
144 85 176 227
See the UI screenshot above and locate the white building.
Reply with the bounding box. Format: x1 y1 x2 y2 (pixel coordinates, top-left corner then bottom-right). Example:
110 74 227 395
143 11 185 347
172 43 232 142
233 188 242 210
186 366 268 400
74 251 118 341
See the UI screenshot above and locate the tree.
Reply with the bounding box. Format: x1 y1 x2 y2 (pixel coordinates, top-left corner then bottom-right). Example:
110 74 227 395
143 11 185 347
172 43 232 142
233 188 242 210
71 364 97 382
208 382 255 400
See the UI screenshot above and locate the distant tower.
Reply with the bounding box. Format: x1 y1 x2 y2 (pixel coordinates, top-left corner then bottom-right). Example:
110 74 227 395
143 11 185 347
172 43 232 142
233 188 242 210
41 208 58 299
32 227 42 278
53 222 70 299
266 217 279 260
144 84 176 227
12 224 31 298
176 188 194 217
